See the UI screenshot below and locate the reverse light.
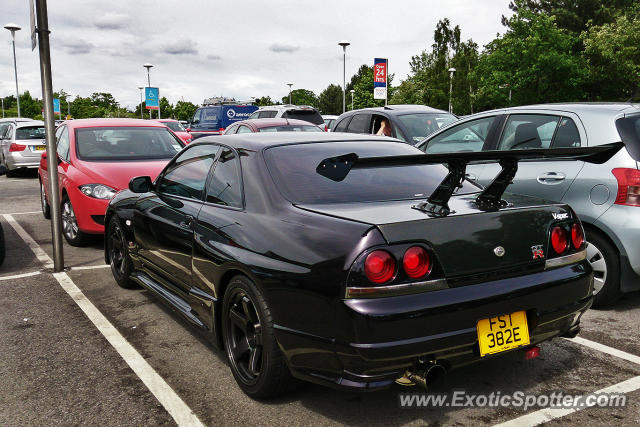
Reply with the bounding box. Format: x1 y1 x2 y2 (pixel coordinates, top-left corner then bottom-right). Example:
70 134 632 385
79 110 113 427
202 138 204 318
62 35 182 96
571 223 584 249
364 250 395 284
403 246 431 279
9 143 26 152
612 168 640 206
551 226 568 255
79 184 117 200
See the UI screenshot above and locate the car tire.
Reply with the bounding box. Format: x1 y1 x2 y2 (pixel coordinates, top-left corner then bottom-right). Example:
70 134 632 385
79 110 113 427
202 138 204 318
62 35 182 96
0 223 5 266
61 195 88 246
222 275 296 399
107 216 137 289
585 229 620 308
5 167 17 178
40 181 51 219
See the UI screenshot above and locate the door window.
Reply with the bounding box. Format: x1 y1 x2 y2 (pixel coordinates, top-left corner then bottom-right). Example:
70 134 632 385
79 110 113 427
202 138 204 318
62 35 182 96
258 111 277 118
346 114 372 134
192 109 202 125
424 116 496 153
4 125 13 140
236 125 253 134
56 126 70 161
333 117 351 132
551 117 581 148
206 148 242 208
158 145 218 200
498 115 560 150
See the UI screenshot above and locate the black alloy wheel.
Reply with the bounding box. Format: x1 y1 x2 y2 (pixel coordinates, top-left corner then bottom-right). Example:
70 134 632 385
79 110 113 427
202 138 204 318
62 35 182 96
107 216 136 289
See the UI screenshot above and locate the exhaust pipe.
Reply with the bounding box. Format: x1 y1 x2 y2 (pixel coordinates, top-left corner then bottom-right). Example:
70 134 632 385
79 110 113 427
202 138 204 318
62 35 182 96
396 363 447 390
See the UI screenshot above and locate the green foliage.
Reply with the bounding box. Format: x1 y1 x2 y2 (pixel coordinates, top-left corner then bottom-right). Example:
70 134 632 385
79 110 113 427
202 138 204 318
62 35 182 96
317 84 343 115
173 101 198 121
347 64 394 110
281 89 318 107
159 97 173 118
254 96 279 106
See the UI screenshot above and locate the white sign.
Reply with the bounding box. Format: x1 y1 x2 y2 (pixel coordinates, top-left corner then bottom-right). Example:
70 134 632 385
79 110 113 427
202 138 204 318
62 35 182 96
374 87 387 100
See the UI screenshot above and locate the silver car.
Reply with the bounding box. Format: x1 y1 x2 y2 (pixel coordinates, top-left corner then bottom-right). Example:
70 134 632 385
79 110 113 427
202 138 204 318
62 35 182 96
0 120 46 176
417 103 640 307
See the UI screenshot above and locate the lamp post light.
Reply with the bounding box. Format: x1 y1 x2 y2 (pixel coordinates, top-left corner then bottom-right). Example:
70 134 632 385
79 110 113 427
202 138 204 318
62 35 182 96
138 86 144 119
5 23 22 117
350 89 355 110
448 67 456 114
286 83 293 104
143 63 153 119
338 40 350 113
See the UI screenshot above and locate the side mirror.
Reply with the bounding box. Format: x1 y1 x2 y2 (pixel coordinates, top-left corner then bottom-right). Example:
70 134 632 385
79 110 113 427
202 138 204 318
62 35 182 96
0 164 7 176
129 176 153 193
186 128 191 133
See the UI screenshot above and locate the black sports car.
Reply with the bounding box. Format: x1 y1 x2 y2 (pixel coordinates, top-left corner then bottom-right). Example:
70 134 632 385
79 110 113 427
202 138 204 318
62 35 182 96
104 132 619 398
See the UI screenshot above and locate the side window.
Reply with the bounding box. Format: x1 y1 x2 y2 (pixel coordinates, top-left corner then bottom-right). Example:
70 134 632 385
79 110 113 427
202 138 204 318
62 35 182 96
424 116 496 153
498 114 560 150
5 125 13 140
258 111 276 118
551 117 581 148
333 117 351 132
192 109 202 124
346 114 372 134
0 123 9 139
56 126 70 161
236 125 253 134
249 111 259 119
206 148 242 208
224 124 239 135
158 145 218 200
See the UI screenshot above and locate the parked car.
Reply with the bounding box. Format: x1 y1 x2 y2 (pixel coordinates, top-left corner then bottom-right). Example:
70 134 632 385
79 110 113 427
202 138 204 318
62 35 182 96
0 117 34 139
333 105 457 144
0 164 6 265
188 101 258 139
248 105 325 128
0 120 46 176
39 118 185 246
156 119 193 144
416 103 640 307
322 114 339 131
104 132 617 398
222 118 324 134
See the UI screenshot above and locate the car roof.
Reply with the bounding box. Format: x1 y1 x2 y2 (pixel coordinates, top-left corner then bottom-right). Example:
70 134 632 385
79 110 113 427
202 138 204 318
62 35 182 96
341 104 451 116
255 104 318 111
322 115 339 119
0 117 34 123
156 119 178 122
15 120 44 128
64 118 169 129
234 118 320 128
473 102 640 117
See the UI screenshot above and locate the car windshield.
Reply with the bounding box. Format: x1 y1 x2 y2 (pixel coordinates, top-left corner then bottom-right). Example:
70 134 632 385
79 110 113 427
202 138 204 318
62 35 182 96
163 121 185 132
264 142 477 204
16 126 45 140
259 125 323 133
282 109 324 125
397 113 457 143
75 126 183 161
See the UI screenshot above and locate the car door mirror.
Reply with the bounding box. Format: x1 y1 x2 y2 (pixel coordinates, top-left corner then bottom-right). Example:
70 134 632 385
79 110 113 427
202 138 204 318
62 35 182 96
129 176 152 193
0 164 7 176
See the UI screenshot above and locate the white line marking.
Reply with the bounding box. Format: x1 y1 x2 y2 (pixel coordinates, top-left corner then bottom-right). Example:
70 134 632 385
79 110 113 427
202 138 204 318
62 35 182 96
2 214 54 269
69 264 110 271
4 211 41 215
567 336 640 366
4 214 204 426
0 271 42 281
493 375 640 427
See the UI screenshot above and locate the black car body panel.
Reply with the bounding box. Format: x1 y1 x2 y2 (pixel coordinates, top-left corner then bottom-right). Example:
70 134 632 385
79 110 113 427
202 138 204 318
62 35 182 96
105 133 595 392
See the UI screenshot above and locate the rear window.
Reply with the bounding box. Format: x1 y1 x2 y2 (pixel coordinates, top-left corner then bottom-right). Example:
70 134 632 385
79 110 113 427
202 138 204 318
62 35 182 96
616 115 640 161
16 126 45 140
259 125 322 133
397 113 457 144
264 142 477 204
282 109 324 125
75 126 183 161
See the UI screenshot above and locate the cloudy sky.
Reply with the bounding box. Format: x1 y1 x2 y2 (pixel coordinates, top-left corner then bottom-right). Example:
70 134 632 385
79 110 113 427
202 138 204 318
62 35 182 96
2 0 512 110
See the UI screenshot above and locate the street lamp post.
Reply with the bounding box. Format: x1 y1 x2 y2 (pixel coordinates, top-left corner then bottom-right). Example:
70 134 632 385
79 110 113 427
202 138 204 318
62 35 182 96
338 40 350 113
5 23 22 117
499 84 512 104
286 83 293 104
448 67 456 114
1 97 4 118
138 86 144 119
350 89 355 110
143 63 154 119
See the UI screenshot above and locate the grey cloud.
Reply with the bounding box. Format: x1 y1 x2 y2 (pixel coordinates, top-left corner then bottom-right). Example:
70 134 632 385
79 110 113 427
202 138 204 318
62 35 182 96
207 54 222 61
95 13 130 30
269 43 299 53
60 39 94 55
163 38 198 55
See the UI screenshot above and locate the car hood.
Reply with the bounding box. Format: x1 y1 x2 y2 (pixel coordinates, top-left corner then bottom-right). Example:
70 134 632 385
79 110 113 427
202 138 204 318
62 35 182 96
74 159 169 190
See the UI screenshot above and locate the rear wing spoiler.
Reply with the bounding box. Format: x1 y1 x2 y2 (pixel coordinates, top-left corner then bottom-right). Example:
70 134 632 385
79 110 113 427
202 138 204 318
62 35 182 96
316 142 624 216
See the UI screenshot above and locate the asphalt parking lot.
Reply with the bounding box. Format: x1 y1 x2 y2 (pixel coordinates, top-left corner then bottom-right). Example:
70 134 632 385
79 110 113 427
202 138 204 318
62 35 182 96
2 170 640 426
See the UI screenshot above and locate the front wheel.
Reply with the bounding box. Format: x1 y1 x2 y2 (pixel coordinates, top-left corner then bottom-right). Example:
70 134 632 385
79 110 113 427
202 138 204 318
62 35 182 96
222 275 296 399
40 181 51 219
586 230 620 308
61 195 88 246
107 216 137 289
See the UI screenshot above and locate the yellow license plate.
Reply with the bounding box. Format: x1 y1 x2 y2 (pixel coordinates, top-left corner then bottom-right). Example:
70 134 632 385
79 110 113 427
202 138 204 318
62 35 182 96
477 311 530 356
33 145 46 151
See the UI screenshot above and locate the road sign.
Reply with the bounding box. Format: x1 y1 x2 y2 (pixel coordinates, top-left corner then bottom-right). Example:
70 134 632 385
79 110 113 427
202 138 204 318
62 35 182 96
374 58 387 101
53 98 60 114
145 87 159 110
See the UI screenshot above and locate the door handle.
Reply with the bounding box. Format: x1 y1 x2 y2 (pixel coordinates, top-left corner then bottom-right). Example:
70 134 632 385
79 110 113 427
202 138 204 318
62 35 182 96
179 215 194 229
537 172 566 184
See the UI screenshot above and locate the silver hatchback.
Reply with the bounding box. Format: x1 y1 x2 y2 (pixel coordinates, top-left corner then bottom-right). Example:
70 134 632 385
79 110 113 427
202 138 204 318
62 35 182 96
0 120 46 176
417 103 640 307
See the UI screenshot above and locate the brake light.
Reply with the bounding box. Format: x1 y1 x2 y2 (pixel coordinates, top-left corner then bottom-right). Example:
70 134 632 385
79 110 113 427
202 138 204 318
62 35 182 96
403 246 431 279
571 223 584 249
551 226 568 255
219 128 225 133
364 250 395 284
612 168 640 206
9 143 26 152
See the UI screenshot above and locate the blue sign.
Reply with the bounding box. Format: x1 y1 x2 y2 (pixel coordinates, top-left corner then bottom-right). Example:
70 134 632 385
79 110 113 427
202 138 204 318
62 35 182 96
145 87 159 110
53 98 61 114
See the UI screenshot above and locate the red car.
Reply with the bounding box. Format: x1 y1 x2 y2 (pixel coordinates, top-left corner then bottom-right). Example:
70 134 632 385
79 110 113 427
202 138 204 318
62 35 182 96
39 118 184 246
222 118 324 134
156 119 193 144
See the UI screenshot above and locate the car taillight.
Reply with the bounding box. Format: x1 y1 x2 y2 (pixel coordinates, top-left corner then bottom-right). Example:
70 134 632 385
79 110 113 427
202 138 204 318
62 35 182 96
612 168 640 206
403 246 431 279
9 143 26 152
551 226 568 255
219 128 225 133
364 250 395 284
571 223 584 249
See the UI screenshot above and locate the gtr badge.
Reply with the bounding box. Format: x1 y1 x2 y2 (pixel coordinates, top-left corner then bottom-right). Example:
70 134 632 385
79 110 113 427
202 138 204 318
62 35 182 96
494 246 505 257
531 245 545 259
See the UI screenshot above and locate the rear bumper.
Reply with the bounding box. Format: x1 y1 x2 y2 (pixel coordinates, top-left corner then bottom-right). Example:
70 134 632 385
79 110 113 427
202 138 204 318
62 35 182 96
6 153 41 169
275 262 593 391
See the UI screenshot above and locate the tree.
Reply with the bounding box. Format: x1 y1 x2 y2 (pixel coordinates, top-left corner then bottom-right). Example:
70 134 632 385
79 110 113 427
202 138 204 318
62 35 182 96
159 97 173 118
346 64 395 110
254 96 278 106
281 89 318 107
173 100 198 121
317 84 343 115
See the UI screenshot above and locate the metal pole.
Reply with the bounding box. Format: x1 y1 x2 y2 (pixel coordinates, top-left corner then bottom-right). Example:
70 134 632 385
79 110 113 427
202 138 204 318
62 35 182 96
448 74 453 113
147 69 151 119
35 0 63 271
138 87 143 119
342 48 346 113
11 34 21 117
351 92 354 110
1 97 4 118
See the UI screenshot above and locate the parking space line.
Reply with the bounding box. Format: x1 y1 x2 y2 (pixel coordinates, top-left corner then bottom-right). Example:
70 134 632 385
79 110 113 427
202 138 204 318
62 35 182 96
69 265 110 271
566 336 640 365
494 375 640 427
0 271 42 281
2 214 54 269
5 211 41 215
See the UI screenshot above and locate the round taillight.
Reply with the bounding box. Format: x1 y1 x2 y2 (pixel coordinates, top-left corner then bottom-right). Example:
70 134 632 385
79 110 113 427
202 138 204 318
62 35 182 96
571 223 584 249
403 246 431 279
364 250 396 284
551 226 568 255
